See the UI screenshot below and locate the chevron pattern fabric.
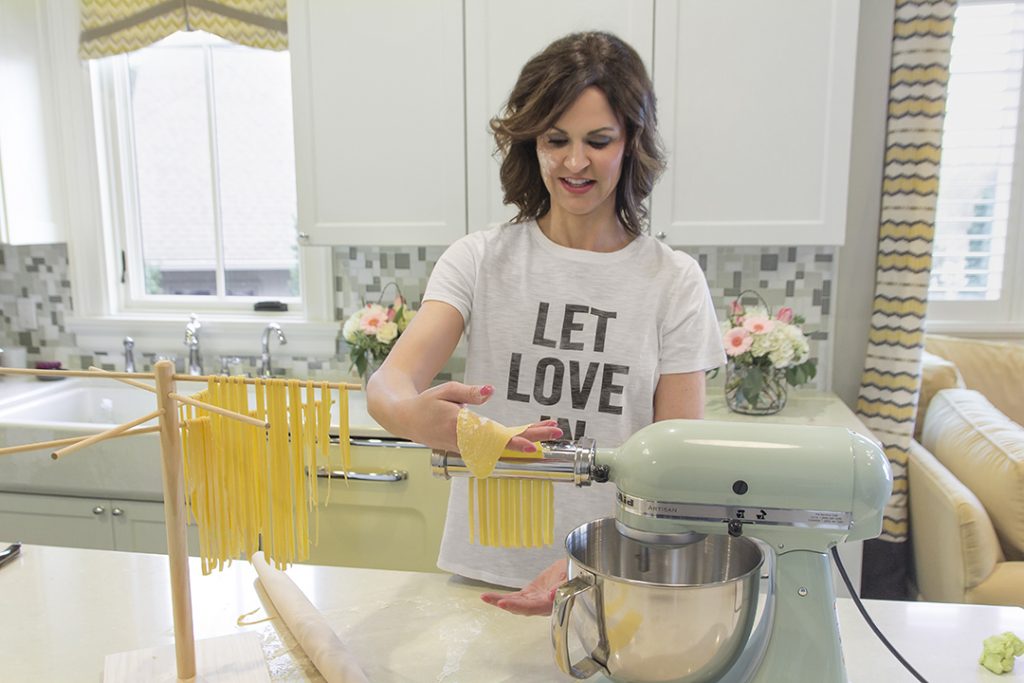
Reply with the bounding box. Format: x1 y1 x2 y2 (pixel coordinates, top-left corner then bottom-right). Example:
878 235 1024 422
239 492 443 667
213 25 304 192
80 0 287 59
856 0 956 545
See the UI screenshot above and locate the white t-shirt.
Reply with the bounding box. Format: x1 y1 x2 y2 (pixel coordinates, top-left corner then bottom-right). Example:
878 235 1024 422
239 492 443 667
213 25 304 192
423 221 725 587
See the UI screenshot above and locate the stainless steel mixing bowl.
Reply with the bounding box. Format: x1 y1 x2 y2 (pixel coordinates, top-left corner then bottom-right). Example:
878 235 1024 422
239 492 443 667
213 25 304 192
552 517 763 683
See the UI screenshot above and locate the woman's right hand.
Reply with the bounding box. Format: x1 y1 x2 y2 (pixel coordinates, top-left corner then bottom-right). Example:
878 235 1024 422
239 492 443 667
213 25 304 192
395 381 562 453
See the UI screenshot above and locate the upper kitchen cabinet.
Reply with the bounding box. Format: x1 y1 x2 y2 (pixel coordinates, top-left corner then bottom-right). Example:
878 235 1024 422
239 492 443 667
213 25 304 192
0 0 67 245
289 0 465 246
650 0 858 246
465 0 654 233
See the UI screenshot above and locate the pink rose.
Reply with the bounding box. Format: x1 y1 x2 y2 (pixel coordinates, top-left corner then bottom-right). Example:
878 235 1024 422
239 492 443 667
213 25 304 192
730 299 744 316
742 315 775 335
723 327 753 356
776 307 794 324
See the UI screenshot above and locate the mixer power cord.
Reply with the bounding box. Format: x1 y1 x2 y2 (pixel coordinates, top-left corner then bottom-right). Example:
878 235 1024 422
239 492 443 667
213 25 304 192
830 547 930 682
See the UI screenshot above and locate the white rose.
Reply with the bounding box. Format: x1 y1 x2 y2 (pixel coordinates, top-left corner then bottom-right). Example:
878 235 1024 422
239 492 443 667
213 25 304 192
342 314 361 342
376 321 399 343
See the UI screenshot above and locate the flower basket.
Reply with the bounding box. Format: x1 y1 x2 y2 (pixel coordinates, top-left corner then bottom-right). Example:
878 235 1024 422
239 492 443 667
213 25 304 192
720 290 816 416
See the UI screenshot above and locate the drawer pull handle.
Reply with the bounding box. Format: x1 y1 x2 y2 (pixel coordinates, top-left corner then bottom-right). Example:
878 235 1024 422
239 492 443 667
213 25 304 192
92 506 105 515
315 466 407 483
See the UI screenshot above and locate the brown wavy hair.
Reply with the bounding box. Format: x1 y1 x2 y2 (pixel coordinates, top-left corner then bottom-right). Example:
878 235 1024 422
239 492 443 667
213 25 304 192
490 32 666 236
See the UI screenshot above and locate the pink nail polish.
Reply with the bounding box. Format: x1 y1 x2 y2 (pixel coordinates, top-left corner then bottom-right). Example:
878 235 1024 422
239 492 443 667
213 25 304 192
480 385 494 396
525 444 537 452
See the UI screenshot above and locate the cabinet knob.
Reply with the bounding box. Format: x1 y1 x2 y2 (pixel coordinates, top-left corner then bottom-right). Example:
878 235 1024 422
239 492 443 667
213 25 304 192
92 506 105 515
297 232 310 242
655 231 667 240
111 507 124 516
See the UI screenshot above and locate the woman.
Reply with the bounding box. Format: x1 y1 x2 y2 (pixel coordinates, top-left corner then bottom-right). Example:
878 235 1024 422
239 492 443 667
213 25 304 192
367 31 724 615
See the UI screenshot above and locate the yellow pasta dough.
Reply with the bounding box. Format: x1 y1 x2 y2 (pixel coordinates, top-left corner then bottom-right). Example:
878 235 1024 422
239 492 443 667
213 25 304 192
455 408 555 548
180 377 345 573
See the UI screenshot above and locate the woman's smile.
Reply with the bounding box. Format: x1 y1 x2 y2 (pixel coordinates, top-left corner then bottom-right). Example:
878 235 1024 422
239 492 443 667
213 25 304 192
559 176 596 194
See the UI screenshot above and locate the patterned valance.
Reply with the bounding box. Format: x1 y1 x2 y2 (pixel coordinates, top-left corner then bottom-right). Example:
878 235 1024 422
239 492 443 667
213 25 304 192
79 0 287 59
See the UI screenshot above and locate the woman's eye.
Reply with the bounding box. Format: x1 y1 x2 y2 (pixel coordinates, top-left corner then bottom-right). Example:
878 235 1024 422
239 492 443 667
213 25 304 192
588 139 611 149
545 138 568 147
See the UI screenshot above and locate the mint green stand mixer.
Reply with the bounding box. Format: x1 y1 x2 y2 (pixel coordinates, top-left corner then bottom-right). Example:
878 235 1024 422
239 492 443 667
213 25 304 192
432 419 893 683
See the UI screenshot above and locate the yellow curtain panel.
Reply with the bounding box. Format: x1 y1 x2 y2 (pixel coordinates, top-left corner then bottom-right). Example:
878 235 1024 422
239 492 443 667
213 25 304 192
79 0 287 59
856 0 956 546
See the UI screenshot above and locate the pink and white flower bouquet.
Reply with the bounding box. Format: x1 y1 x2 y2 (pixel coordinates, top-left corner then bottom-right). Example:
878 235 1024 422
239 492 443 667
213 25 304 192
342 294 415 379
721 292 816 413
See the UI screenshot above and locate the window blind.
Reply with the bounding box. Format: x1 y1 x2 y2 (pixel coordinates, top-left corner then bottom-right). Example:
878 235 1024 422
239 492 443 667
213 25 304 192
930 1 1024 301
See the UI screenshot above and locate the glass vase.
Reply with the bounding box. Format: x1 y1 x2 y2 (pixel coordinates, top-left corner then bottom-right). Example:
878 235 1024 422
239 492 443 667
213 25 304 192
361 358 382 391
724 360 788 416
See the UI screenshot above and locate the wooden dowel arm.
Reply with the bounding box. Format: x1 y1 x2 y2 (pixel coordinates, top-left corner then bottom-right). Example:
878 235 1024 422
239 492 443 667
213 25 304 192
169 393 268 429
51 409 163 460
0 366 361 390
0 425 161 457
87 366 156 394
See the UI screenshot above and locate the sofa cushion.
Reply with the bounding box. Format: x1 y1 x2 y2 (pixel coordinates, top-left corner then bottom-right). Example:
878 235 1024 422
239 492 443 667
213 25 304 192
924 335 1024 426
916 350 964 442
922 389 1024 561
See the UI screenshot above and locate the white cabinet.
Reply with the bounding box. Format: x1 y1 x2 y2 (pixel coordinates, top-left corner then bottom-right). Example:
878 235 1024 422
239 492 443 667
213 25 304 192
288 0 858 247
650 0 859 245
289 0 466 246
0 491 199 554
0 0 66 245
464 0 654 233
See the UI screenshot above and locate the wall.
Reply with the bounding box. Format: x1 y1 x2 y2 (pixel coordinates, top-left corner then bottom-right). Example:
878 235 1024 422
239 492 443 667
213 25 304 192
833 0 896 408
2 241 837 388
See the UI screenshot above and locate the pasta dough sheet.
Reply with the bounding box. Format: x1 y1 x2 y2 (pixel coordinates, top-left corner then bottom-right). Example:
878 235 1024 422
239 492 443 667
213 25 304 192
252 552 369 683
455 408 532 478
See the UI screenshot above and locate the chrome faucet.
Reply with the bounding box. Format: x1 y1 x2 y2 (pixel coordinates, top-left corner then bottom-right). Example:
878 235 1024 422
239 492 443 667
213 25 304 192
123 336 135 373
184 314 203 375
259 323 287 377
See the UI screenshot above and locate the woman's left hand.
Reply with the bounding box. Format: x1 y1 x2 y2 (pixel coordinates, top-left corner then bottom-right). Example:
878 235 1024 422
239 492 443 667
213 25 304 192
480 559 568 616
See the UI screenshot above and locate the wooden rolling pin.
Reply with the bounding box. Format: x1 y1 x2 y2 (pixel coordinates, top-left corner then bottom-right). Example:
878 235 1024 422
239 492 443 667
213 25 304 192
252 552 369 683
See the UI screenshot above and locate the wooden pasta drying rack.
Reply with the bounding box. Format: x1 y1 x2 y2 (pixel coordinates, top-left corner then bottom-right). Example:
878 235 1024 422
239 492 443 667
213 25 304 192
0 361 359 682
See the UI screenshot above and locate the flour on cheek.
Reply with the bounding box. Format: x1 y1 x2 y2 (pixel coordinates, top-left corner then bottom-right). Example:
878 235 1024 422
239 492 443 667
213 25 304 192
537 146 559 183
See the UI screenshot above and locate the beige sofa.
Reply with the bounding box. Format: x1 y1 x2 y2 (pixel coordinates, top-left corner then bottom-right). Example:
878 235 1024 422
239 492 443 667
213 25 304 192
908 336 1024 606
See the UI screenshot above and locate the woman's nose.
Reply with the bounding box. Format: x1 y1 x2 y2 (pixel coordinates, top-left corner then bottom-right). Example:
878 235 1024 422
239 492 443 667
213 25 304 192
565 143 589 173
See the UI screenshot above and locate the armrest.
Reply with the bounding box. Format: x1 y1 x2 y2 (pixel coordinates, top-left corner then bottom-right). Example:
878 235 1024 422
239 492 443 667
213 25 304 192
908 440 1004 603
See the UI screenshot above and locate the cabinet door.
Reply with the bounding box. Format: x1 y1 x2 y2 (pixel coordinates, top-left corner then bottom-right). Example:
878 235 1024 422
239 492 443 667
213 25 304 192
303 442 449 572
0 0 66 245
289 0 465 246
651 0 858 245
0 492 114 550
465 1 654 233
110 499 200 556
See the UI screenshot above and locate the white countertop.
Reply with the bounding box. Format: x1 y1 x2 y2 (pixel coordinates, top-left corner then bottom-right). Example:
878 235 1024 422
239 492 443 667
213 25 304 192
1 543 1020 682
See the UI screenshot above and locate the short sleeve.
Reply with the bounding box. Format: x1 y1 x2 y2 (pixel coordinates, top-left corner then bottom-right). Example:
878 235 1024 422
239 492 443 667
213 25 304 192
658 255 726 375
423 232 486 327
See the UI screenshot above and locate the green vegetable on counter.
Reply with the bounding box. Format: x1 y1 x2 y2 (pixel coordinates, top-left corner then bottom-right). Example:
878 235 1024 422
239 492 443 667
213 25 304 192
979 632 1024 674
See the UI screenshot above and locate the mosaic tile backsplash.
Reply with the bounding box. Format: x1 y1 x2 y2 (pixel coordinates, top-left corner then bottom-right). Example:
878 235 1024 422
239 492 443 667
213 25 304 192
1 241 835 390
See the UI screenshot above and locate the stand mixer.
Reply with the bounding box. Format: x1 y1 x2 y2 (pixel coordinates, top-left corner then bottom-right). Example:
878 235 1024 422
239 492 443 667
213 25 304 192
432 419 893 683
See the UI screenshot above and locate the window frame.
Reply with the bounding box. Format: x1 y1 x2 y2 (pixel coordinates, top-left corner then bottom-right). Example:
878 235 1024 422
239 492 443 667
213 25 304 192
43 0 335 357
927 0 1024 336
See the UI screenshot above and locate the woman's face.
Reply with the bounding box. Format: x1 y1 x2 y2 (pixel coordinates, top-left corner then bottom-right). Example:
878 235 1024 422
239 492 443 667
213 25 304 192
536 86 626 224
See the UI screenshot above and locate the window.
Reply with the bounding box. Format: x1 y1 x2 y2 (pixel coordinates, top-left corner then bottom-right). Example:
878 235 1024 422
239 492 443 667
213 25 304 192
929 1 1024 331
91 30 301 311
